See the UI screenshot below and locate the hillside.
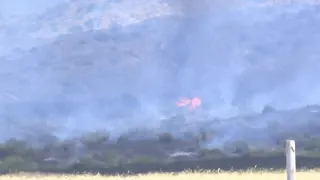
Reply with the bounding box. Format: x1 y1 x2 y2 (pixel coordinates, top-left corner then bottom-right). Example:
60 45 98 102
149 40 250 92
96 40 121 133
1 0 320 173
1 0 320 159
0 0 175 55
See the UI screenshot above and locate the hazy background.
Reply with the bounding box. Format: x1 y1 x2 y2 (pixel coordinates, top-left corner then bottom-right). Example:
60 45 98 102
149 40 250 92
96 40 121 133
1 0 320 148
0 0 68 16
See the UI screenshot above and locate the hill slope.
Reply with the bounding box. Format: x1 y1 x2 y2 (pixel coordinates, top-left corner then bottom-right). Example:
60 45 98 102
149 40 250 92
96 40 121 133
1 0 320 147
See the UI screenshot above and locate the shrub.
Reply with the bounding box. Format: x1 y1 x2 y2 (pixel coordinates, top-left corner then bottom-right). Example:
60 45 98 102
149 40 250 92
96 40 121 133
158 132 173 143
0 139 34 159
198 148 227 159
0 156 31 172
81 130 110 147
129 156 157 164
117 135 129 144
303 137 320 151
232 141 250 155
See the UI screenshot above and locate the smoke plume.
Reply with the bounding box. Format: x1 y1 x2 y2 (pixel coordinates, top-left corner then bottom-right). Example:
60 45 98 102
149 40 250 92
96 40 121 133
1 0 320 148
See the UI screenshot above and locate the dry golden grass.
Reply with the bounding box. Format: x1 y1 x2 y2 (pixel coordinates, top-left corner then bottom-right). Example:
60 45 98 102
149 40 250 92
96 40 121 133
1 170 319 180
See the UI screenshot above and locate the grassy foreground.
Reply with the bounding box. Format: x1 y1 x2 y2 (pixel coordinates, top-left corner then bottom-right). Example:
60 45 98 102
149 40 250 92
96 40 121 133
1 170 320 180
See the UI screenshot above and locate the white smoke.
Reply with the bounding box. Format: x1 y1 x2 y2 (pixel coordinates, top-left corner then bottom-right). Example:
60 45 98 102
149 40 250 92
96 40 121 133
1 0 320 149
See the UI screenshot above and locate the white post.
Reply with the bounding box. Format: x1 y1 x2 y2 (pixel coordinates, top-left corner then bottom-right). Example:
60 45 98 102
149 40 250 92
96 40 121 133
286 140 296 180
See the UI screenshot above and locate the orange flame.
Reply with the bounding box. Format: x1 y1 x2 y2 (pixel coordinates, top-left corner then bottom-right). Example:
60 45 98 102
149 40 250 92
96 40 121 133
176 97 201 110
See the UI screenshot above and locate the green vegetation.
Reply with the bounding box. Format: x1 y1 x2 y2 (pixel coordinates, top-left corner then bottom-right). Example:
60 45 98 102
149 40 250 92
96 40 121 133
0 130 318 173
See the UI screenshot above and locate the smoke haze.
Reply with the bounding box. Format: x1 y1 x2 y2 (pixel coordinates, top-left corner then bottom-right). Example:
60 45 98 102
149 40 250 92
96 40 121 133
1 0 320 148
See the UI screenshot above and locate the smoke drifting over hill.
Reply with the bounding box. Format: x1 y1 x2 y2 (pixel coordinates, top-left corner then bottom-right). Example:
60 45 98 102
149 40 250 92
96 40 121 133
1 0 320 149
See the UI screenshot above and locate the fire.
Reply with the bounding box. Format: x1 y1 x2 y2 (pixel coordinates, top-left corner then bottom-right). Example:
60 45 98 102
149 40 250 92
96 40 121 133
176 97 201 110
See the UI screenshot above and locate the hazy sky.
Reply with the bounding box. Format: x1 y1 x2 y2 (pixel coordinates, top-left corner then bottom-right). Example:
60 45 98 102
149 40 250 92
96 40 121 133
0 0 68 16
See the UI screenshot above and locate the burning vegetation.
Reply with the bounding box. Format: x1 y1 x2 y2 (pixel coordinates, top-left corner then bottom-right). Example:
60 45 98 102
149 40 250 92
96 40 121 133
176 97 202 110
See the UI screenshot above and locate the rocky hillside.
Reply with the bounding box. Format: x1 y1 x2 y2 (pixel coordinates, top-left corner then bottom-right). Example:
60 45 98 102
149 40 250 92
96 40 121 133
0 0 175 55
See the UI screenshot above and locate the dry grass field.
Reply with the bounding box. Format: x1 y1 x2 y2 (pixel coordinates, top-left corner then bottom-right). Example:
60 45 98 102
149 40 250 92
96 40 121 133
0 170 319 180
